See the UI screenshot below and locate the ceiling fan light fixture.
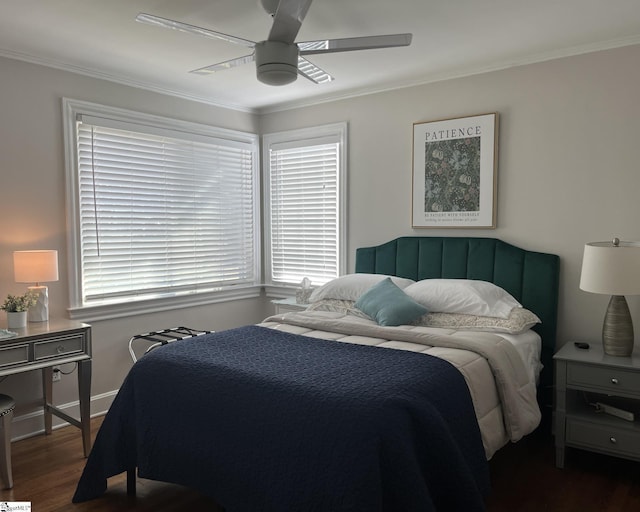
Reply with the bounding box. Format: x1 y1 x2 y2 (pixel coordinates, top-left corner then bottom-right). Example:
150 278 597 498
257 63 298 85
255 40 300 86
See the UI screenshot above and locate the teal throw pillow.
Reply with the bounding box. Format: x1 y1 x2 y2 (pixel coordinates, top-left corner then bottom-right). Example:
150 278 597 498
355 277 428 326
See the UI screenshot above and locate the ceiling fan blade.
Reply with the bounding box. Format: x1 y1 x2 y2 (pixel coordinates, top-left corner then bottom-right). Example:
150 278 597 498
190 54 256 75
268 0 314 44
136 13 255 48
297 56 333 84
298 33 412 55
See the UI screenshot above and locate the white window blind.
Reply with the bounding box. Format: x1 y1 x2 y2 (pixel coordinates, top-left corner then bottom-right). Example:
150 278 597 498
264 123 346 287
66 101 259 311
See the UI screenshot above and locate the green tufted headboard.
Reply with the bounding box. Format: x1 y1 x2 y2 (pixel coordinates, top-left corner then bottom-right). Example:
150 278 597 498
355 237 560 415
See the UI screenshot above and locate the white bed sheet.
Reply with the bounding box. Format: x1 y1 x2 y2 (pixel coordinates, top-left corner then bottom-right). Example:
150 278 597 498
494 329 542 386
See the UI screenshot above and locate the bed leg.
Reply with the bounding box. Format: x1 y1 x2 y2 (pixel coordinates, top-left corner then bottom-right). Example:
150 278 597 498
127 467 136 497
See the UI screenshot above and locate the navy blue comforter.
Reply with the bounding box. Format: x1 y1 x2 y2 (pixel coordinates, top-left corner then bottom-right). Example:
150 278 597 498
73 325 489 511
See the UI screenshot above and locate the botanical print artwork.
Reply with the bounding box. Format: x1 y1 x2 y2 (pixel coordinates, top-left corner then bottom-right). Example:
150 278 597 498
412 112 497 228
424 137 480 214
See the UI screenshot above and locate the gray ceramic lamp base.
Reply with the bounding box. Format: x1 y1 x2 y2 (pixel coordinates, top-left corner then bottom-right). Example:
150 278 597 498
602 295 634 356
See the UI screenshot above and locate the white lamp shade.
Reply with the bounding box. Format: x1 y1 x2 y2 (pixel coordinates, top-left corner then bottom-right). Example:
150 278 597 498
13 250 59 284
580 241 640 296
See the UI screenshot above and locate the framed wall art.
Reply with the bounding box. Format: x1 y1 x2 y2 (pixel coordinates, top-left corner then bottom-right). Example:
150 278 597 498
412 112 498 228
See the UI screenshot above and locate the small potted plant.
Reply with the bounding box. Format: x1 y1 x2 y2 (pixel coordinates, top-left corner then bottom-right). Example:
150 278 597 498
1 291 38 328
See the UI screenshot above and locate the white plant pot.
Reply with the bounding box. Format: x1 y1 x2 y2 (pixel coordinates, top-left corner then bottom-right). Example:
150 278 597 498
7 311 27 329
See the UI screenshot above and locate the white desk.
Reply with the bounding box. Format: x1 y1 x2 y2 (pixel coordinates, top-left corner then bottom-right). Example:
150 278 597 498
0 319 92 457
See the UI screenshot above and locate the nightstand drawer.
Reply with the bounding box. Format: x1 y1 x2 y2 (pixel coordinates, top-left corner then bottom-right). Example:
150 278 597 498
567 363 640 397
0 344 30 368
566 418 640 459
34 334 85 360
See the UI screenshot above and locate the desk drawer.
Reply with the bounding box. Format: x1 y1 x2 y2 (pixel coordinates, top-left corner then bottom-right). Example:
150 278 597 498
34 334 85 360
567 363 640 398
0 344 30 368
566 418 640 459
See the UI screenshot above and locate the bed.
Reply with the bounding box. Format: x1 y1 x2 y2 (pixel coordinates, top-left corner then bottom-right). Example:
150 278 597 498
73 236 559 511
354 236 560 417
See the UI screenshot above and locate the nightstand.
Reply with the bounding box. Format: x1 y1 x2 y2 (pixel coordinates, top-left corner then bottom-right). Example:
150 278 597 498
554 342 640 468
272 297 309 314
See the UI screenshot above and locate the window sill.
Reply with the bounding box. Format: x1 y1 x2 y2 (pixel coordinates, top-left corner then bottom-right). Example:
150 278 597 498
68 285 262 322
264 284 299 299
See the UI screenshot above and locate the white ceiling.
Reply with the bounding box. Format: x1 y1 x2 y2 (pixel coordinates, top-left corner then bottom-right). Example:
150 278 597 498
2 0 640 113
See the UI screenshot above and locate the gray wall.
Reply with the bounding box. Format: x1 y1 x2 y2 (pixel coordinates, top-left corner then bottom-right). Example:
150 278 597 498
0 56 267 438
261 43 640 352
1 43 640 438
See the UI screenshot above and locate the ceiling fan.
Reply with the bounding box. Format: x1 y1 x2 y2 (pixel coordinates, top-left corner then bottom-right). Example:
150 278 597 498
136 0 412 86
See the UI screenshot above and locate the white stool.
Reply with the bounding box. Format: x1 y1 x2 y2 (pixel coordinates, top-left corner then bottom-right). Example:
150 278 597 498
0 394 15 489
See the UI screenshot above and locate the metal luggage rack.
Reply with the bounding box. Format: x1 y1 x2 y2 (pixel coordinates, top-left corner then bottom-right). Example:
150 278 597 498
128 326 213 363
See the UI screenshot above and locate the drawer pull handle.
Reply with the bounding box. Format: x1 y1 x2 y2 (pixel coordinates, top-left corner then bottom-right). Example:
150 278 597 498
611 378 619 385
610 437 617 444
56 345 65 354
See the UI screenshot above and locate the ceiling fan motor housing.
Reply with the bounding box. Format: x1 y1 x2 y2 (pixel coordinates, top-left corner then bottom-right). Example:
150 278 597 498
255 40 299 85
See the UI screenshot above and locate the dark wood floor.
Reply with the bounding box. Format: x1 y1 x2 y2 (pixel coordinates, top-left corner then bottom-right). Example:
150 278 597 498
486 428 640 512
0 416 221 512
0 416 638 511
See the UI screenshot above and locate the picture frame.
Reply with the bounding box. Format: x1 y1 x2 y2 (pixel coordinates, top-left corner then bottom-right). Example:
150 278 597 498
412 112 498 228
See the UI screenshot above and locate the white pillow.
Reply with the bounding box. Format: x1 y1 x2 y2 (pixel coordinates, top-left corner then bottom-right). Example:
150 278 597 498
413 308 540 334
309 273 415 303
403 279 521 319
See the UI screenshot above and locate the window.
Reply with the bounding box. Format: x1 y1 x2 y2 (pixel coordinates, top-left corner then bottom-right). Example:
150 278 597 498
263 123 347 291
63 99 260 320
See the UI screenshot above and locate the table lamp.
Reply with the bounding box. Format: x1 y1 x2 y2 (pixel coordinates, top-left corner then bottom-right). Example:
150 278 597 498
13 250 59 322
579 238 640 356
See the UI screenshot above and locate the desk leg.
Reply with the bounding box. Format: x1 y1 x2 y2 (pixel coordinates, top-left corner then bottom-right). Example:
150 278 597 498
78 359 92 457
42 367 53 435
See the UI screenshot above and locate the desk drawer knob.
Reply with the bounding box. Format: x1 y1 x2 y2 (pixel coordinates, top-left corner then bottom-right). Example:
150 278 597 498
610 437 617 444
56 345 65 354
611 378 619 385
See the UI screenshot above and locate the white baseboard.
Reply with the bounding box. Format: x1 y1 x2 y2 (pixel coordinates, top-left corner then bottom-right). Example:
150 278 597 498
10 389 119 442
